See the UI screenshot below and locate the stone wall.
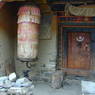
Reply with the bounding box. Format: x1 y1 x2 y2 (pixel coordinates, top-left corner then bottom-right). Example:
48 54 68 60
15 15 58 81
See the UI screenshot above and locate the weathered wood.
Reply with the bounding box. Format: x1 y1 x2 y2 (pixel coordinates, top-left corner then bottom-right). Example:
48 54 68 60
67 32 91 75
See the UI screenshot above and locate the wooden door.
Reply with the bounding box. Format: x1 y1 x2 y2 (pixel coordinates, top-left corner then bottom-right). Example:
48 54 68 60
67 32 91 75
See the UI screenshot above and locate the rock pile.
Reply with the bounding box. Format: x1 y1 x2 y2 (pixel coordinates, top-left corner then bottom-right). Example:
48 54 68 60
0 73 34 95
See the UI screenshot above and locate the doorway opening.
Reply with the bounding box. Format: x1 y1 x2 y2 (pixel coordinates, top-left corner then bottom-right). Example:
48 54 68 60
57 27 95 76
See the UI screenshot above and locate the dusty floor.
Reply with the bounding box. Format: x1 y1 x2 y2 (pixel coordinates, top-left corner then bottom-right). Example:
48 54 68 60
33 76 83 95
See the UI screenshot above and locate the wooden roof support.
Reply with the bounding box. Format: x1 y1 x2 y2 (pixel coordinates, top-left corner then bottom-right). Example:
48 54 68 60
1 0 25 1
23 0 52 14
0 0 53 14
63 25 95 28
36 0 47 4
51 1 95 5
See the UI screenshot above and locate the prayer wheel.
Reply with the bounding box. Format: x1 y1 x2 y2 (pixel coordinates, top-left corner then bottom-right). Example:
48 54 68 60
17 5 40 61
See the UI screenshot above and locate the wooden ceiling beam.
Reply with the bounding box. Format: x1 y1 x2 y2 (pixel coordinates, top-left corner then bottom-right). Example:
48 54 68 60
35 0 47 4
34 0 53 14
51 1 95 5
1 0 25 1
1 0 53 14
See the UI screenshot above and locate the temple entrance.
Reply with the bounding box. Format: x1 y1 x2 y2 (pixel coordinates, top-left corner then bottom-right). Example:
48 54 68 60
67 32 91 75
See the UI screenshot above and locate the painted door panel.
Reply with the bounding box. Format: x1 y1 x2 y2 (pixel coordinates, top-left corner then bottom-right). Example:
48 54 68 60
67 32 91 72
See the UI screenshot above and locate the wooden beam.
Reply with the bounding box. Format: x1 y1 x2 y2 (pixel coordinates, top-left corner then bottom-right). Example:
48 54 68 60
58 21 95 24
35 0 47 4
2 0 25 1
57 16 94 18
2 0 53 14
51 1 95 5
62 25 95 28
30 0 53 14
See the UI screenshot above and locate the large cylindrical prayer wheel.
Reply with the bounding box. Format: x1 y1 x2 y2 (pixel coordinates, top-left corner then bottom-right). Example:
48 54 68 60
17 5 40 61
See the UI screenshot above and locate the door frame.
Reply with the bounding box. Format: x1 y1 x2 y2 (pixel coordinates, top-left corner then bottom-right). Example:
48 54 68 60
67 32 92 75
57 25 94 76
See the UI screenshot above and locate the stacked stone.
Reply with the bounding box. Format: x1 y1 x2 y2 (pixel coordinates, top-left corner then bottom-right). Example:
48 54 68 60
0 73 34 95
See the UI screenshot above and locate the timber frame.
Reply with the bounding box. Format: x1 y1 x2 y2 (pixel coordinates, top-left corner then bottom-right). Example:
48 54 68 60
57 17 95 75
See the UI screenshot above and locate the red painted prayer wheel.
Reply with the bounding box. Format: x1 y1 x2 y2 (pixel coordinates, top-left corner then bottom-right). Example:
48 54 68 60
17 5 40 61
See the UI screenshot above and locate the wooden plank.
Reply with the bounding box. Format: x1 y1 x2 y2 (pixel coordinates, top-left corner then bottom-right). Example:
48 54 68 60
62 25 95 28
67 32 91 76
36 0 47 4
57 16 95 22
40 4 52 13
2 0 25 1
58 20 95 23
57 26 63 69
57 16 94 18
51 1 95 5
62 68 91 76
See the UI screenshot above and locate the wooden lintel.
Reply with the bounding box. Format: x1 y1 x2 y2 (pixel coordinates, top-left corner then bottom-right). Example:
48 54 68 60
62 25 95 28
56 11 65 12
42 11 53 14
58 21 95 24
35 0 47 4
51 1 95 5
2 0 25 1
57 16 93 18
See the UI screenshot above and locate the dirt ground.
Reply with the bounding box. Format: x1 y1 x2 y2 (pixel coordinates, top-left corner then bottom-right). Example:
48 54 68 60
33 75 95 95
33 76 83 95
